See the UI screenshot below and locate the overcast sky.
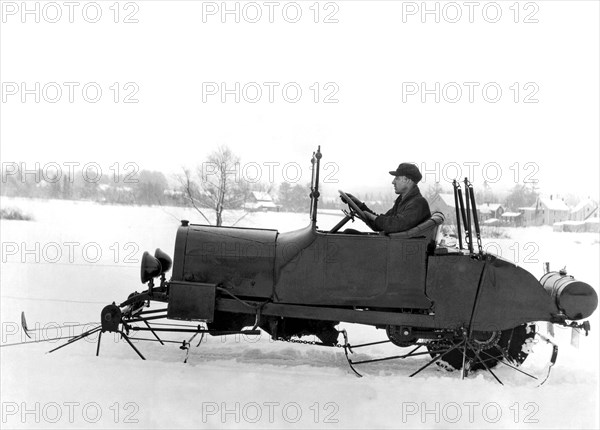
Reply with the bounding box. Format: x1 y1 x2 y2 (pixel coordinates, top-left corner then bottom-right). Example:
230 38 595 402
1 0 598 199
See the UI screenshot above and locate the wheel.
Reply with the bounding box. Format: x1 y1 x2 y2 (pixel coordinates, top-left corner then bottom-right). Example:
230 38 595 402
386 325 417 347
427 324 536 371
337 190 377 231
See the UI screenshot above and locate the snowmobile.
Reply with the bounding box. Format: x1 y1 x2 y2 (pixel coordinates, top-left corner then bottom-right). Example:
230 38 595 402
20 147 598 384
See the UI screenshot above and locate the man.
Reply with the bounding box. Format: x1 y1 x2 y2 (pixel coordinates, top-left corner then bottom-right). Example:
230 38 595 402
346 163 431 234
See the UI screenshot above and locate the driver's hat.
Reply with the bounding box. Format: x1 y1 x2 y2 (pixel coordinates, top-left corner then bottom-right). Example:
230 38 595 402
389 163 423 183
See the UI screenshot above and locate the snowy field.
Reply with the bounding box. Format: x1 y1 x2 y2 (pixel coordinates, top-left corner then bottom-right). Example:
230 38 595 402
1 197 598 429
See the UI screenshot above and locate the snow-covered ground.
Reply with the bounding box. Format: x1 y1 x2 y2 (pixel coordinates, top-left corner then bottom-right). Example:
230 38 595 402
1 197 598 429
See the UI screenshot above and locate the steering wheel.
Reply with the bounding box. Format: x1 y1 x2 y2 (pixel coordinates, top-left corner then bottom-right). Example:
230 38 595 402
337 190 377 232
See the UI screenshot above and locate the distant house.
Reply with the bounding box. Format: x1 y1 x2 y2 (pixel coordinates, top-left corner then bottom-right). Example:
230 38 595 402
482 218 501 226
501 211 523 227
243 191 280 212
570 198 598 221
517 206 542 226
429 193 503 224
537 196 570 225
518 196 570 226
478 203 504 221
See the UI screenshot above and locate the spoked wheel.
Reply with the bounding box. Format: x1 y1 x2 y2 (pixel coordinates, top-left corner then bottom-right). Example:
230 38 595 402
428 324 536 371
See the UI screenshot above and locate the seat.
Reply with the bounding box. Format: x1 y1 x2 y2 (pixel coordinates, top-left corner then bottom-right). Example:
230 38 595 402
387 212 445 253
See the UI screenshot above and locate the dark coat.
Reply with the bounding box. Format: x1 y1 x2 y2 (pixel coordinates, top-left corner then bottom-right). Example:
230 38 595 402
369 186 431 233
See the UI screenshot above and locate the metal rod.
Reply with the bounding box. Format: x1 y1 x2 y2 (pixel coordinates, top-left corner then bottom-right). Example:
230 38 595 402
47 326 101 354
464 178 474 254
468 183 483 255
311 146 322 226
128 338 185 345
120 331 146 360
144 320 164 345
331 215 351 233
310 152 316 222
130 327 261 335
125 314 169 324
469 345 504 385
346 339 391 349
22 322 97 333
466 263 488 337
457 187 469 250
409 340 466 377
135 308 168 316
150 322 202 328
453 180 463 250
96 331 102 356
461 339 468 380
483 349 538 380
1 336 84 348
351 347 438 365
340 329 362 377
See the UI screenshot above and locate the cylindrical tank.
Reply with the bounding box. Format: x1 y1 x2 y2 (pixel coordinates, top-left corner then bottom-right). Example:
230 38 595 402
540 272 598 320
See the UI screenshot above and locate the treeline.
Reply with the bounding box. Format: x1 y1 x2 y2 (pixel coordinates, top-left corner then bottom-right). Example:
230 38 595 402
5 159 541 215
424 181 540 212
0 165 324 212
1 167 172 206
0 164 540 214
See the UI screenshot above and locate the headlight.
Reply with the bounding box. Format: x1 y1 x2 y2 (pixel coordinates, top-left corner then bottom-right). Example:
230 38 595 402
141 251 162 284
154 248 172 273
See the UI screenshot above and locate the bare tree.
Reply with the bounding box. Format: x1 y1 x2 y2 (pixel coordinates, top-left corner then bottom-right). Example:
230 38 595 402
179 145 249 226
180 167 212 224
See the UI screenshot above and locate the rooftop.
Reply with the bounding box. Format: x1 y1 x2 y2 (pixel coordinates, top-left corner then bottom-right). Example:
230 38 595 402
502 212 522 217
251 191 274 202
539 197 569 211
478 203 503 213
571 198 598 213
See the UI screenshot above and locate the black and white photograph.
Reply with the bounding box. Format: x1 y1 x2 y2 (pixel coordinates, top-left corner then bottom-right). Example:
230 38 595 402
1 1 599 428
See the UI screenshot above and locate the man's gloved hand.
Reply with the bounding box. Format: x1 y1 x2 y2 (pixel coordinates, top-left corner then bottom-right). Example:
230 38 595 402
341 193 367 211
